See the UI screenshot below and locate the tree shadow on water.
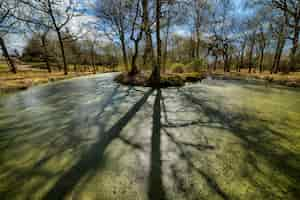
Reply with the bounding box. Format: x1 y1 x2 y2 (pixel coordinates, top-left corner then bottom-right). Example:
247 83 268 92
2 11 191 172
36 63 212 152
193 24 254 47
148 89 167 200
175 88 300 199
147 89 229 200
159 91 229 200
42 88 154 200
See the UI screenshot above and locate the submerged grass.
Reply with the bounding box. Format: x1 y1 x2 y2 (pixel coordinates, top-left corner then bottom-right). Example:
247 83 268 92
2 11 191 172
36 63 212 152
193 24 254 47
0 75 299 199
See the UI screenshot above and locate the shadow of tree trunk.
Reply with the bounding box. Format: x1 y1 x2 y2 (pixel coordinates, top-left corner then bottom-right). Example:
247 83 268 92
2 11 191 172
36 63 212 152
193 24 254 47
148 89 167 200
160 90 229 200
42 89 154 200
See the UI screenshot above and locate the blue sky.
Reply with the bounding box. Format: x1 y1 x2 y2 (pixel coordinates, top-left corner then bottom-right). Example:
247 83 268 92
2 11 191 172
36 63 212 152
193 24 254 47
6 0 248 54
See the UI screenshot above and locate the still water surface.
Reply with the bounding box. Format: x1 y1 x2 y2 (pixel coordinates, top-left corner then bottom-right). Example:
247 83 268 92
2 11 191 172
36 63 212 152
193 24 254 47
0 73 300 200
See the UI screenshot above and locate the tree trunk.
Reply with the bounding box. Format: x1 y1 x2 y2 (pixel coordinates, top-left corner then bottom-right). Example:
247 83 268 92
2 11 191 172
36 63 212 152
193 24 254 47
274 39 285 74
239 40 246 72
155 0 161 82
289 28 299 73
130 40 139 75
120 32 129 71
150 0 161 86
90 46 96 74
195 30 200 59
271 39 280 74
271 24 286 74
248 36 255 73
223 55 226 72
190 37 196 59
0 37 17 73
162 16 171 73
129 0 143 76
41 35 51 73
74 63 77 72
56 30 68 75
47 0 68 75
259 48 265 73
214 54 218 71
194 2 203 59
223 54 229 72
142 0 154 68
223 45 229 72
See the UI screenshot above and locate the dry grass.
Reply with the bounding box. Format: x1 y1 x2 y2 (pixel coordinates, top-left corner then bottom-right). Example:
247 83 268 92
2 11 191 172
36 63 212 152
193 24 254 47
0 70 98 94
0 60 125 94
211 69 300 87
0 67 121 95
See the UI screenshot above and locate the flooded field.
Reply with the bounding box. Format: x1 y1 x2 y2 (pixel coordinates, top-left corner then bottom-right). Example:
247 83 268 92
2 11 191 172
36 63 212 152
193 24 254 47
0 73 299 200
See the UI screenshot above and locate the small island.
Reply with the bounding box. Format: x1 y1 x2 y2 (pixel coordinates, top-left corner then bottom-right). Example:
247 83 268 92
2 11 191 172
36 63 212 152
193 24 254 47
115 71 206 87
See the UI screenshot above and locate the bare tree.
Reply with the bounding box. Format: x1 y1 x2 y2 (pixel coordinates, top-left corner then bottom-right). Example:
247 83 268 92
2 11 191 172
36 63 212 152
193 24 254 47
85 32 101 74
191 0 208 59
142 0 154 68
129 0 143 75
161 0 182 73
237 35 247 72
271 16 287 73
272 0 300 72
0 0 18 73
209 0 235 72
95 0 132 71
149 0 161 85
247 30 256 73
19 0 76 75
257 25 267 73
25 23 52 73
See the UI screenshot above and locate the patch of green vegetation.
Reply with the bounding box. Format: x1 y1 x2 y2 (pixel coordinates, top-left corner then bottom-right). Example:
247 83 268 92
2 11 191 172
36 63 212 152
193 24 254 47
160 74 185 87
178 72 206 82
0 63 8 69
187 58 208 72
170 63 186 73
115 72 205 88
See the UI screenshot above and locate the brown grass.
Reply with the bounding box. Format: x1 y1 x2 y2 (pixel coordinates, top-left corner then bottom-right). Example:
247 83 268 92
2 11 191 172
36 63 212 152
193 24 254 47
0 60 125 94
211 69 300 87
0 70 98 94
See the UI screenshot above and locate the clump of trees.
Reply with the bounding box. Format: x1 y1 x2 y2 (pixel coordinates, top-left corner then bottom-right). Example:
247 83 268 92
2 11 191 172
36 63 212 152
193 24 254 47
22 32 120 73
0 0 18 73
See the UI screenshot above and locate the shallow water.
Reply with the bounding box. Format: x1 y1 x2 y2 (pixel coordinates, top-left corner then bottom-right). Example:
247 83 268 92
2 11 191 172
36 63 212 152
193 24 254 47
0 73 299 200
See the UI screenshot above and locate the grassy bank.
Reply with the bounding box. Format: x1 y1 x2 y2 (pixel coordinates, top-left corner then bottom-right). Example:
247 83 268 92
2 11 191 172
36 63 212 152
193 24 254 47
211 69 300 87
0 62 121 94
0 71 97 94
115 69 300 88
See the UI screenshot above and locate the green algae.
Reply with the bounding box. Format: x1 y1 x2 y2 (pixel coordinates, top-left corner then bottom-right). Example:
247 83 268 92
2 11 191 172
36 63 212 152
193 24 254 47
0 74 300 199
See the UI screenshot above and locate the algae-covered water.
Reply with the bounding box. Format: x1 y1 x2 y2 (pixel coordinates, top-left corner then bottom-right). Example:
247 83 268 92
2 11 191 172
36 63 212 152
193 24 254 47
0 73 299 200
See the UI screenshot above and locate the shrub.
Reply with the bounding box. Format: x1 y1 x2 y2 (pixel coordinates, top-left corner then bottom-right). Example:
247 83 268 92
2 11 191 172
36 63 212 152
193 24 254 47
188 58 207 72
160 75 185 87
171 63 185 73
